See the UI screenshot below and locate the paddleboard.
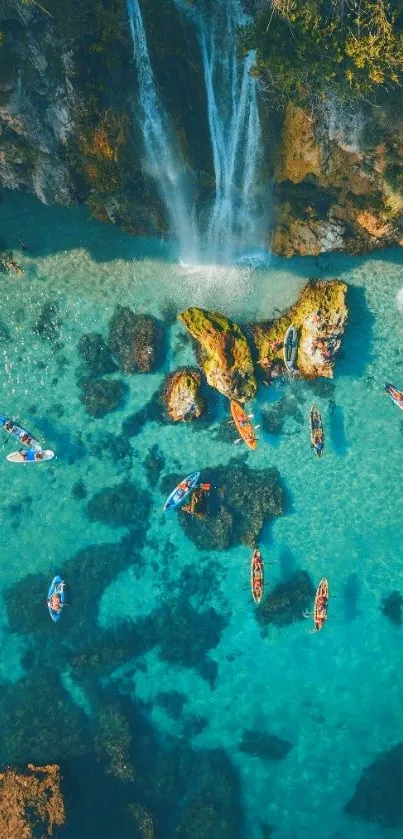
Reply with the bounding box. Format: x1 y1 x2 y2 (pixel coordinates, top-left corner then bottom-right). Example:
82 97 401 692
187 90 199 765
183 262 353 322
163 471 200 511
7 449 55 463
283 324 298 370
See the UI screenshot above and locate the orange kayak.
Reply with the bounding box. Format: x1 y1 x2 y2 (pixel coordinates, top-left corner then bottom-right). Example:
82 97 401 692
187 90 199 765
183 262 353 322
251 549 264 605
313 577 329 632
230 401 257 450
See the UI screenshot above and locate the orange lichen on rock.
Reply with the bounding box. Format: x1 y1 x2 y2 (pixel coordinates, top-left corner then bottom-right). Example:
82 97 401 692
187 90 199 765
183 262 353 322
252 279 348 382
0 764 65 839
275 103 322 184
356 211 394 239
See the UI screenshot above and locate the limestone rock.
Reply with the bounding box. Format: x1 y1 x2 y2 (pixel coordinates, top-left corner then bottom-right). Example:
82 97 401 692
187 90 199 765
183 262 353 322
164 368 206 421
108 306 163 374
0 764 65 839
179 308 256 403
252 279 347 382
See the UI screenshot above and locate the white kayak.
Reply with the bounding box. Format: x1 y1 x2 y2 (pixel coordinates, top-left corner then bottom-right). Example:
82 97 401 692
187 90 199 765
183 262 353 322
7 449 55 463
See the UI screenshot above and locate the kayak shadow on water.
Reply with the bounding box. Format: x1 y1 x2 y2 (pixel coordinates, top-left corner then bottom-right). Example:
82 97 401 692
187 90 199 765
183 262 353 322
342 572 361 622
32 416 86 463
337 286 375 379
329 402 349 455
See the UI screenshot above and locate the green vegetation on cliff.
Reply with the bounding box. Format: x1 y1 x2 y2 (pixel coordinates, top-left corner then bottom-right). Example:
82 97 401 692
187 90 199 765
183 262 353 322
244 0 403 100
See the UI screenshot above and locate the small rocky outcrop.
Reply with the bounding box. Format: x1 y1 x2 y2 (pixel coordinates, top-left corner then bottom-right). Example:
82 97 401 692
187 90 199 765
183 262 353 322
79 377 124 418
108 306 163 374
179 308 256 403
164 368 206 421
0 764 65 838
78 332 117 377
252 280 347 382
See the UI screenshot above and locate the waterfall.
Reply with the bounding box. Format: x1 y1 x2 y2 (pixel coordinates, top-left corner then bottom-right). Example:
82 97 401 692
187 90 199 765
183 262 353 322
128 0 265 263
126 0 198 260
198 0 263 260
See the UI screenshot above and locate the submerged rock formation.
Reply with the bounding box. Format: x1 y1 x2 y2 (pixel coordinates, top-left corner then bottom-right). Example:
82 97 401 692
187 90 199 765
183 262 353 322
252 280 347 382
256 570 315 628
179 308 256 403
164 368 206 422
0 764 65 838
108 306 163 374
79 377 124 417
78 332 117 377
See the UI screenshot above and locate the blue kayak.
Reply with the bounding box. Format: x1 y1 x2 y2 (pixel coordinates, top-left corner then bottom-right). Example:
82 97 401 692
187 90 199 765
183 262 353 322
47 575 66 623
0 415 42 451
163 471 200 512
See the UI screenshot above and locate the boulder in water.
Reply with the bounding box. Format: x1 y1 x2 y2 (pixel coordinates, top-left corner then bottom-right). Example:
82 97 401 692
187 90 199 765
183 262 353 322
179 307 256 403
256 570 315 627
108 305 163 373
252 279 347 382
164 368 206 421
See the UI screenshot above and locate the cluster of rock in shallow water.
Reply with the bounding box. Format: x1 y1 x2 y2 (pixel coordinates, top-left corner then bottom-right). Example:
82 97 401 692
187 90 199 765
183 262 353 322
73 278 348 423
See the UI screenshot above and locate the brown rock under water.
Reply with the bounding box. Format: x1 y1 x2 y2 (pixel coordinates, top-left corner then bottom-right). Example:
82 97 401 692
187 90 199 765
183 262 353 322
0 764 65 839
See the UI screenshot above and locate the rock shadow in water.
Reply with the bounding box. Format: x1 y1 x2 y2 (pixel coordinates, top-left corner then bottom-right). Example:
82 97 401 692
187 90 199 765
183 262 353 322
345 743 403 828
337 285 375 378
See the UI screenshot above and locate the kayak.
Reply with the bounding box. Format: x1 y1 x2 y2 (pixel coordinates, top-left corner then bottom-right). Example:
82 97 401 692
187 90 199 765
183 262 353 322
7 449 55 463
385 382 403 411
310 405 324 457
0 415 42 451
283 324 298 370
163 471 200 511
47 575 66 623
251 548 264 605
313 577 329 632
230 401 257 450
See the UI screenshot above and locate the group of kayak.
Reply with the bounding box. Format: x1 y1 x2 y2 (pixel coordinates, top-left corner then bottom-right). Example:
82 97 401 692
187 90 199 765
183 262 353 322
0 415 55 462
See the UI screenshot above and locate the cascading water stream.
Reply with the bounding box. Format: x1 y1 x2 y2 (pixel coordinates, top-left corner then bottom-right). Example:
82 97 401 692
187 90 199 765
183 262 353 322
126 0 198 260
198 1 263 259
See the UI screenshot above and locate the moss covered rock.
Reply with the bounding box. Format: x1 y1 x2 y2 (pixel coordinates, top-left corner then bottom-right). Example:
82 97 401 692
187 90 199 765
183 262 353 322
252 279 347 382
164 368 206 421
179 308 256 403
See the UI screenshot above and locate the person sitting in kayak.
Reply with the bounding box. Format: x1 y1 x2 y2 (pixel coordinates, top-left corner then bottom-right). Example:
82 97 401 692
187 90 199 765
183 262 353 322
19 449 44 461
4 420 12 432
49 592 62 613
20 432 32 445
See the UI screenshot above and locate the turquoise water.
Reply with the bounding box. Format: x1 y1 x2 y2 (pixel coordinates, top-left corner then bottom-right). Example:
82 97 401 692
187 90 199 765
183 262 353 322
1 189 403 838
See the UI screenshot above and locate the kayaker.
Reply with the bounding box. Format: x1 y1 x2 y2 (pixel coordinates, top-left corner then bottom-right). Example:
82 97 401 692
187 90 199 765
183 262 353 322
49 593 62 613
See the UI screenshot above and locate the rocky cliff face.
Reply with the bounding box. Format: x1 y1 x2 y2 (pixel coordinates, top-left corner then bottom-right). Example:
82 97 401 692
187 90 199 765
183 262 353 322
272 99 403 256
1 0 403 256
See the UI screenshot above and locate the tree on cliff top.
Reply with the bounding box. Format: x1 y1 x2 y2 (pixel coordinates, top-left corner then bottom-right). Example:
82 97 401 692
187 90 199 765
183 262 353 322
245 0 403 100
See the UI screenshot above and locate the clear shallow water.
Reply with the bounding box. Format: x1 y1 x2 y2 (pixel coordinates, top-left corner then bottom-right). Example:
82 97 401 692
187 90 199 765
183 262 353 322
1 190 403 838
